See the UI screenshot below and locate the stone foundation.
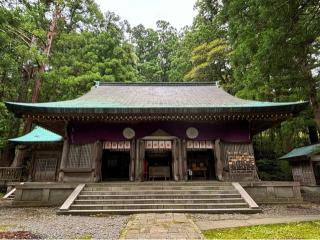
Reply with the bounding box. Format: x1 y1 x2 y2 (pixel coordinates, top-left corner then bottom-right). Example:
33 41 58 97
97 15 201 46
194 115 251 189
8 181 303 207
241 181 303 203
9 182 78 207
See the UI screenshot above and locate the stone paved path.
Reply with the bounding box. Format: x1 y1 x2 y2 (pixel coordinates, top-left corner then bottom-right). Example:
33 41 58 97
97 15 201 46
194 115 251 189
194 215 320 230
120 213 204 239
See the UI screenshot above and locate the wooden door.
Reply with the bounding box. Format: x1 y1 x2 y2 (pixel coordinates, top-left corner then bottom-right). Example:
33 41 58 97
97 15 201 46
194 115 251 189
33 151 59 181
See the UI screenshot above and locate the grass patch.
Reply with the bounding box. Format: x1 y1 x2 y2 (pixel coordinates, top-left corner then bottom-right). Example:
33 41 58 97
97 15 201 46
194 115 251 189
203 221 320 239
0 192 5 198
77 234 92 240
0 224 16 232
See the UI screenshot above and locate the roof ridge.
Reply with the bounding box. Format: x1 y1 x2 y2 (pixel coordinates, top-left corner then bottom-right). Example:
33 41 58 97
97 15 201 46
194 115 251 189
95 81 219 87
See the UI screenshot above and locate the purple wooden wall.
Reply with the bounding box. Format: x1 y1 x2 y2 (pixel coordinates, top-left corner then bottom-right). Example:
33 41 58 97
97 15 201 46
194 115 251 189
68 121 251 144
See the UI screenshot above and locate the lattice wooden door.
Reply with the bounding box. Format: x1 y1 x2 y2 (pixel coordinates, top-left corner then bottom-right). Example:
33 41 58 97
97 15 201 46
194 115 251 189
33 153 59 181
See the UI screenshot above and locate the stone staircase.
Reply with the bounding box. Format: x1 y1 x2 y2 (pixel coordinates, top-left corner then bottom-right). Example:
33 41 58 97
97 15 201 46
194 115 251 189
58 181 261 215
2 188 16 200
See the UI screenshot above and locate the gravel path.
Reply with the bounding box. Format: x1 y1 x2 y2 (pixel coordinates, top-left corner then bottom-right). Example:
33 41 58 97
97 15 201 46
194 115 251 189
1 203 320 239
0 207 129 239
191 203 320 231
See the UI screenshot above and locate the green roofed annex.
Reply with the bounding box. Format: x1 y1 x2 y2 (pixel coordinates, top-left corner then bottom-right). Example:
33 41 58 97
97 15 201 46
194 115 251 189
280 144 320 160
10 126 63 143
280 143 320 186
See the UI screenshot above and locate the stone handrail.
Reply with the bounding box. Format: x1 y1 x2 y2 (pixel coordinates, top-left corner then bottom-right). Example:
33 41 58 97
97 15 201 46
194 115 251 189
0 167 23 181
232 182 260 209
59 184 85 211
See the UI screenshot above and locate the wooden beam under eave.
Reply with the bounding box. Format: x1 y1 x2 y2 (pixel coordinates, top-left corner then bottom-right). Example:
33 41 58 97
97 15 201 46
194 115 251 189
34 120 66 136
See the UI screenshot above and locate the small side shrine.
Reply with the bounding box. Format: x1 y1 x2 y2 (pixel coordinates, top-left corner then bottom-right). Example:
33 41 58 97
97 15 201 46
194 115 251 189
280 144 320 186
8 126 63 182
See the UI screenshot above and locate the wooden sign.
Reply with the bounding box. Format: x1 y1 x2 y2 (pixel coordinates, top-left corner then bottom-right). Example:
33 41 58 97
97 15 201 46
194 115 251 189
111 142 118 149
187 141 193 149
152 141 159 149
186 140 214 149
103 141 131 150
104 141 112 149
205 141 213 149
200 141 206 149
165 141 172 149
124 141 131 149
146 141 153 149
145 140 172 150
118 141 124 149
159 141 165 148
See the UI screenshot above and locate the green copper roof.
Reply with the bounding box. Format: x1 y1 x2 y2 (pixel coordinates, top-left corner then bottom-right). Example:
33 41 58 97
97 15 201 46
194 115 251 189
5 82 309 115
9 126 63 143
280 143 320 160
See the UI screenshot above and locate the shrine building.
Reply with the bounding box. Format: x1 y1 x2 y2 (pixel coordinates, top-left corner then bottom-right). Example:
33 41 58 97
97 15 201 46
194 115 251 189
5 82 308 183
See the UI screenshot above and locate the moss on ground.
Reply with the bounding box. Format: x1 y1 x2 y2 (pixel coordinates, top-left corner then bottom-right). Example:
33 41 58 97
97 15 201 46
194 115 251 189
77 234 92 240
203 221 320 239
0 225 16 232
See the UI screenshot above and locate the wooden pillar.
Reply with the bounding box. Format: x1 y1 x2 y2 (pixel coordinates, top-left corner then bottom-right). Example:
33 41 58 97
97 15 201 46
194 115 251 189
215 139 223 181
181 140 188 181
178 139 184 181
11 145 28 168
139 140 145 181
172 139 179 181
178 139 182 181
129 140 136 181
28 147 36 181
91 143 96 182
135 139 144 181
58 138 69 182
134 139 141 181
92 141 102 182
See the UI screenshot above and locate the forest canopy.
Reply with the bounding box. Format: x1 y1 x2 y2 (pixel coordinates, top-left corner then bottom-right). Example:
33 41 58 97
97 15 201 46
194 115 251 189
0 0 319 180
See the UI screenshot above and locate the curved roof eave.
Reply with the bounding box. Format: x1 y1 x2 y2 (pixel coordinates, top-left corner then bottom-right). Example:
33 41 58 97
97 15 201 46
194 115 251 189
9 126 63 143
5 100 309 117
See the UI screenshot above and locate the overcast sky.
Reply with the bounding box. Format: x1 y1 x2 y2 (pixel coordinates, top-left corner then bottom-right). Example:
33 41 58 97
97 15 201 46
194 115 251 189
95 0 197 30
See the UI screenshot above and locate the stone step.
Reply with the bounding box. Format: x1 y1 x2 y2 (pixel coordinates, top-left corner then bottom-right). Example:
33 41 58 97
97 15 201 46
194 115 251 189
80 189 239 195
6 194 15 200
86 182 232 188
74 198 245 205
83 186 235 191
85 182 233 187
58 208 261 215
77 193 242 200
70 202 249 210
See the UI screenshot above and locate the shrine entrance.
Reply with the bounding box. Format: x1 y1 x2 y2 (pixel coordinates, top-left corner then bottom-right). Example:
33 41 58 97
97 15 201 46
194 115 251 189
186 140 215 180
101 141 131 181
145 150 172 180
187 150 215 180
101 150 130 181
144 139 173 181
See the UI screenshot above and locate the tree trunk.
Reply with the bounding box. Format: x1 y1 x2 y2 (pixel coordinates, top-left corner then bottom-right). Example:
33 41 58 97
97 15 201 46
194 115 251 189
308 125 319 144
307 75 320 130
31 4 61 103
10 4 61 169
300 45 320 130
